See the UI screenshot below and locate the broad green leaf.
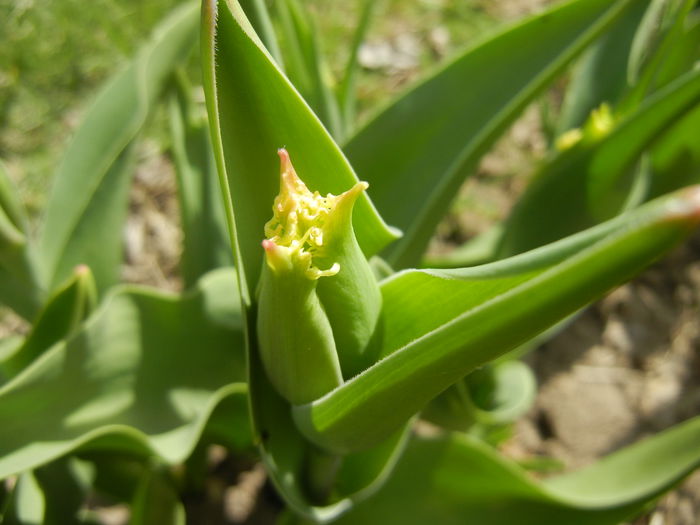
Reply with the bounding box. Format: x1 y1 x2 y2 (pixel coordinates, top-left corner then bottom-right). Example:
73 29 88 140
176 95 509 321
0 161 43 319
39 2 199 294
557 0 649 134
344 0 641 269
201 0 398 303
329 418 700 525
273 0 343 139
168 80 233 289
293 187 700 453
0 269 245 480
0 265 96 382
499 67 700 256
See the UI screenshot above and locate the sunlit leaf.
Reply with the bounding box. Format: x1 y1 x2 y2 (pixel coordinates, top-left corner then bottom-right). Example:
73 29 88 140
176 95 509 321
0 269 245 479
293 187 700 452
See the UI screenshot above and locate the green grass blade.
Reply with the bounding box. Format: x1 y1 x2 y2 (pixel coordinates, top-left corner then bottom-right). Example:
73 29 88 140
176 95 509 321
329 418 700 524
344 0 641 270
273 0 343 139
39 2 199 294
168 80 233 289
337 0 379 137
500 67 700 256
201 0 398 303
0 269 245 479
293 187 700 452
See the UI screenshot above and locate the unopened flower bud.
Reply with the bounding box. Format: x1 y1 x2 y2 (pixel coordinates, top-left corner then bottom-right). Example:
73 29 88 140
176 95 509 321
256 150 344 404
256 149 383 404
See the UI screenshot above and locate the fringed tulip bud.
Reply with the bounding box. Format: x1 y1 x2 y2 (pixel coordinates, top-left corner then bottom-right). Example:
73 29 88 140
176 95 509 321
256 150 343 404
256 149 382 404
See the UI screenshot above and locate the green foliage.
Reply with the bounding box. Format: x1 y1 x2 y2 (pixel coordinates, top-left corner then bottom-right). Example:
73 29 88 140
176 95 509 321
1 0 699 523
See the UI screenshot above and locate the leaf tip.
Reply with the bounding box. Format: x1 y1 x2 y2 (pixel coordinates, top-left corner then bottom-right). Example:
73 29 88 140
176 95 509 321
667 185 700 223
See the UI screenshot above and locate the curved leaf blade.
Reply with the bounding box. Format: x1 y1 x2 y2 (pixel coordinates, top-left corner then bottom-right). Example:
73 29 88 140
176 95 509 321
330 418 700 525
0 269 245 479
344 0 641 269
293 187 700 452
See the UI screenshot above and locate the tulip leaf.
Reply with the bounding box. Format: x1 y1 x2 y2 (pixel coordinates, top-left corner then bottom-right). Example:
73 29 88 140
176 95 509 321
649 104 700 198
344 0 641 269
499 67 700 256
0 269 245 479
293 187 700 453
201 0 398 303
623 0 696 110
39 2 199 295
328 417 700 525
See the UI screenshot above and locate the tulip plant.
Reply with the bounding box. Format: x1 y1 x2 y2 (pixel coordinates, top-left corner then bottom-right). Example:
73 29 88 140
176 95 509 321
1 0 700 523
